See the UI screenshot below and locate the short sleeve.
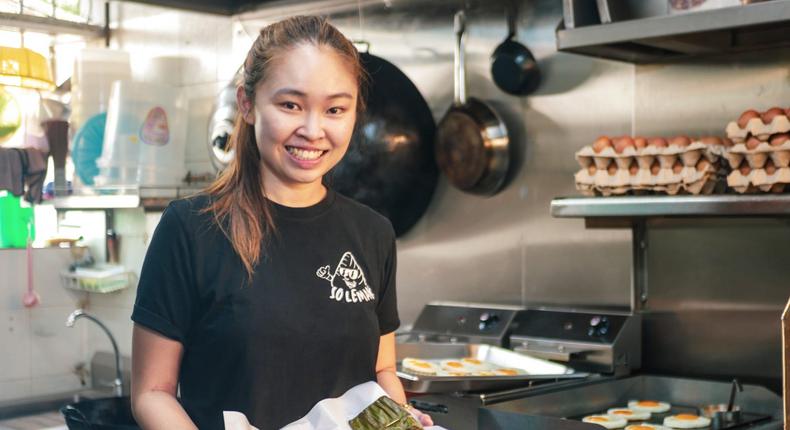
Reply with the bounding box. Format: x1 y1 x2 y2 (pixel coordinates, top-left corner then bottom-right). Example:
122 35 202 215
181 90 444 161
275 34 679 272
131 202 197 343
376 224 400 335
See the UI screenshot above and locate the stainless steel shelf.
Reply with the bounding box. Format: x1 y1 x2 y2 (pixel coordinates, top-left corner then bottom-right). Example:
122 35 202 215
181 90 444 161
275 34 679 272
47 185 207 211
551 195 790 218
556 0 790 63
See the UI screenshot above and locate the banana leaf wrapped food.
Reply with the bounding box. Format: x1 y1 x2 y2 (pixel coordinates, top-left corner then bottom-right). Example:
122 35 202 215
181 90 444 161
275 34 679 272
348 396 423 430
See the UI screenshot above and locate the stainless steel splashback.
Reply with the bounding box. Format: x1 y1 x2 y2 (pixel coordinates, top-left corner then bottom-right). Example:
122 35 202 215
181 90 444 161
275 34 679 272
237 0 789 389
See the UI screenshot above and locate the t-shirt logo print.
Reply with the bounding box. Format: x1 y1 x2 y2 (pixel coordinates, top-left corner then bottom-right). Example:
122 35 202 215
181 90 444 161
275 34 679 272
316 251 375 303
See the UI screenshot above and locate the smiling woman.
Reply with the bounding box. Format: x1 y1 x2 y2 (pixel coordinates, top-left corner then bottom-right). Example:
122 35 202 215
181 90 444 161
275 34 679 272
130 15 431 430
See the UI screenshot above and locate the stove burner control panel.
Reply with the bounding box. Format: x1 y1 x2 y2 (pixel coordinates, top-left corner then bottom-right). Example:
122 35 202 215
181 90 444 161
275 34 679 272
510 309 641 375
407 302 524 347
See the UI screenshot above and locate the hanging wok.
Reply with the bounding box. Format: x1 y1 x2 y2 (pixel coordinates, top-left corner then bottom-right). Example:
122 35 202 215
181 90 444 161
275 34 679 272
329 51 438 236
208 52 438 237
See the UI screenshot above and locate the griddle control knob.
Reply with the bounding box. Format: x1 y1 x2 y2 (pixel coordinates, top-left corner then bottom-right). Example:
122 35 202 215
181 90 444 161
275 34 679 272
588 316 610 337
478 312 499 331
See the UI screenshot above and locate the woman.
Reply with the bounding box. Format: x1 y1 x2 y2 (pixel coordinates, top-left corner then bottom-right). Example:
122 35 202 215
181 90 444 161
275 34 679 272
130 15 432 429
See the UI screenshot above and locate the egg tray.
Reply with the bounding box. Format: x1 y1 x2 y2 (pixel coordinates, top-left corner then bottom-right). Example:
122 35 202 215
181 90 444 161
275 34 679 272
576 139 729 172
726 166 790 194
726 107 790 143
575 159 727 196
723 133 790 170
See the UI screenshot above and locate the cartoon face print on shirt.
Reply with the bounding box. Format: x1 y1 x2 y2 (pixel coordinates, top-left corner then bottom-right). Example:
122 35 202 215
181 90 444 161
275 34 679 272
316 251 375 303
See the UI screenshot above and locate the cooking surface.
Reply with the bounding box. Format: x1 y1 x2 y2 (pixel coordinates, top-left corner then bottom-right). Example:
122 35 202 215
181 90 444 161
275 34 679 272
480 375 782 430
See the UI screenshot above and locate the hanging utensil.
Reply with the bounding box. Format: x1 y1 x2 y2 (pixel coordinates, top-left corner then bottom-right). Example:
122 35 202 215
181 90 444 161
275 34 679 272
490 1 541 96
435 11 510 196
23 223 39 308
330 45 438 236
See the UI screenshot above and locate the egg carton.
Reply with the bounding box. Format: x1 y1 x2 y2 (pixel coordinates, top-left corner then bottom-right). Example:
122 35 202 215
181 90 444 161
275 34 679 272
726 107 790 143
724 132 790 170
576 136 730 176
574 158 725 196
727 163 790 194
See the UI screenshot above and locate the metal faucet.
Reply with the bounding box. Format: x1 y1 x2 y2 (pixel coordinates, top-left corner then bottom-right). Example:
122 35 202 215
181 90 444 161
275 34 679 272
66 309 124 397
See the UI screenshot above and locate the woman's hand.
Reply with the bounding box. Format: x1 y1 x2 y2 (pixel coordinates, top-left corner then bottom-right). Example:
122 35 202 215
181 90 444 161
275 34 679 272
409 407 434 427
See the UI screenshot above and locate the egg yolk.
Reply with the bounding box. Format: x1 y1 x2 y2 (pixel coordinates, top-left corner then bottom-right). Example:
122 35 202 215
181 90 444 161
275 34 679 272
497 369 519 375
638 401 660 407
464 358 482 364
629 426 653 430
446 362 463 368
676 414 699 420
613 410 633 415
413 361 432 368
589 417 610 422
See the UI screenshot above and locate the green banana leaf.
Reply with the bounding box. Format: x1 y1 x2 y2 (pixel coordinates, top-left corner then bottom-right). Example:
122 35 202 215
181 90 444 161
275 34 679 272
349 396 423 430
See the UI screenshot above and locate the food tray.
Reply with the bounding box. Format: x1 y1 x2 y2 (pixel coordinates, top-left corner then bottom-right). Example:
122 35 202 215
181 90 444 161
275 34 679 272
396 343 588 393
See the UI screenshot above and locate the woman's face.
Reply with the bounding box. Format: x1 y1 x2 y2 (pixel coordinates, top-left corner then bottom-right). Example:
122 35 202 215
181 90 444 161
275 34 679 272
241 43 358 198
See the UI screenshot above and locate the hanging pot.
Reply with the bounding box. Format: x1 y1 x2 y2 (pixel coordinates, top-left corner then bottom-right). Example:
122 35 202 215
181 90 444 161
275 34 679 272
490 1 541 96
435 11 510 196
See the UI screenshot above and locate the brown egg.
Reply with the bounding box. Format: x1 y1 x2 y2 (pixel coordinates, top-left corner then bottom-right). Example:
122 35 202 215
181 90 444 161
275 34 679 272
633 137 647 149
613 136 635 154
607 163 618 175
769 133 789 147
765 159 777 175
696 159 711 172
786 107 790 117
762 107 786 124
672 160 683 174
593 136 613 153
739 164 751 176
587 164 597 175
745 136 764 150
700 136 722 146
737 109 760 128
647 137 668 148
629 163 639 176
650 162 661 175
669 136 692 148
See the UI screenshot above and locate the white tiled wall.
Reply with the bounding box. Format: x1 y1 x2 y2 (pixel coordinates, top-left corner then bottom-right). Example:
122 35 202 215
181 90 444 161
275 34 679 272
0 248 87 401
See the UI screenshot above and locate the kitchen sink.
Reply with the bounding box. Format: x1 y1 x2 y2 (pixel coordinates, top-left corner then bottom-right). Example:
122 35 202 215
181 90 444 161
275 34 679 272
0 391 77 421
61 395 139 430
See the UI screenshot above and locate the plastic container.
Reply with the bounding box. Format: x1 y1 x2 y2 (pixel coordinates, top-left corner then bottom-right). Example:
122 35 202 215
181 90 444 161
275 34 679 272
71 48 131 131
96 80 186 187
0 191 34 248
60 265 133 293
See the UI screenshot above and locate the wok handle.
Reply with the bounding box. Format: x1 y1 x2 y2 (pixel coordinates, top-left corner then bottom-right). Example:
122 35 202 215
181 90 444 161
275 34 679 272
453 10 466 105
506 0 517 39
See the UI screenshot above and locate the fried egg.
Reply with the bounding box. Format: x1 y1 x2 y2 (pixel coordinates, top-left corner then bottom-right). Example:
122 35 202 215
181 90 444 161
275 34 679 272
460 357 491 372
440 359 470 373
628 400 672 413
402 358 439 375
626 425 670 430
663 414 711 429
607 408 651 421
472 370 497 376
493 368 524 376
582 415 628 429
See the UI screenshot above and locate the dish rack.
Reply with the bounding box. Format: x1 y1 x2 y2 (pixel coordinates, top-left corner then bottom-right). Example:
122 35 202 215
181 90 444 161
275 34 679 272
60 266 135 293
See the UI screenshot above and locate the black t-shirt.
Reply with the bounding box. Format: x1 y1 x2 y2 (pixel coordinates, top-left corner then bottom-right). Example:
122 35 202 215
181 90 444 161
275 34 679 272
131 189 400 430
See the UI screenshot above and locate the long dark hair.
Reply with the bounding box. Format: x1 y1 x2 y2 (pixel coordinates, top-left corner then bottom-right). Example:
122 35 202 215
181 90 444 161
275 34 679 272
204 16 366 279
